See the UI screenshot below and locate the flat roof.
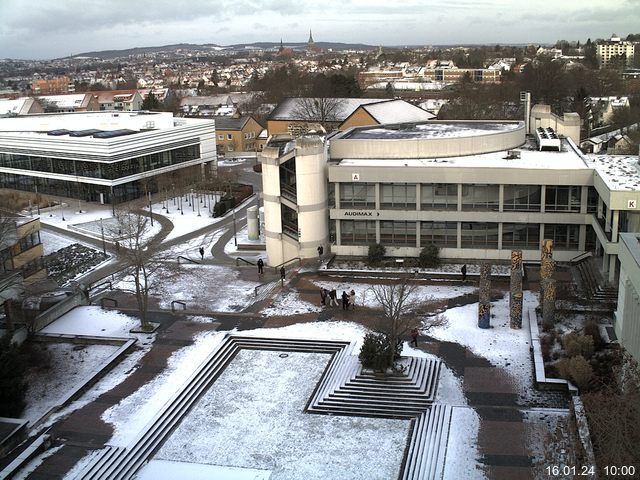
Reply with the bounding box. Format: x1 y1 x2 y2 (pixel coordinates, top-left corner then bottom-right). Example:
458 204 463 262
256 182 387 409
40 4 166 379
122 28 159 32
336 138 589 170
342 121 522 140
585 154 640 192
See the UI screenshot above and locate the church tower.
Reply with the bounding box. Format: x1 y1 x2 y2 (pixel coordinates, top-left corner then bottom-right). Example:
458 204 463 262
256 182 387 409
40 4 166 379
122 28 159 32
308 29 315 48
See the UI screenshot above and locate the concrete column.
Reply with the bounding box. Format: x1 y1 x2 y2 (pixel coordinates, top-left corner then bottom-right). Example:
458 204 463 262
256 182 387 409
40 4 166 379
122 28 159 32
612 210 619 242
540 186 546 213
375 220 380 244
247 205 259 240
456 222 462 249
605 205 611 233
498 185 504 213
335 219 341 246
510 250 523 329
602 253 609 273
334 183 341 209
578 224 586 251
375 183 380 210
498 223 503 250
597 197 603 219
416 221 421 249
478 263 492 329
416 183 421 212
580 186 588 214
457 184 462 212
609 255 617 284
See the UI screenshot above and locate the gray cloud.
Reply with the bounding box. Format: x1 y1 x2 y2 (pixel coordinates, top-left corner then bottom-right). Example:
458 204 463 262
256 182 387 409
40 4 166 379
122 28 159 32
0 0 638 59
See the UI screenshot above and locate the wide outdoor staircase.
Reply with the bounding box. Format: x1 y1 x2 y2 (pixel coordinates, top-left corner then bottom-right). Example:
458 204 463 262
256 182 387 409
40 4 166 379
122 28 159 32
401 405 452 480
573 256 618 305
76 335 449 480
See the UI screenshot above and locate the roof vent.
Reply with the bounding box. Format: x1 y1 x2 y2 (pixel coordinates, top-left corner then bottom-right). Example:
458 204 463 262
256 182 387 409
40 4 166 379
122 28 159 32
506 150 521 159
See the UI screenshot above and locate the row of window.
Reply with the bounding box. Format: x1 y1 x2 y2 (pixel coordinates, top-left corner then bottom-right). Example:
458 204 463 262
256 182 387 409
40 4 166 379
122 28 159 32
217 132 257 141
0 145 200 181
335 183 598 213
338 220 582 250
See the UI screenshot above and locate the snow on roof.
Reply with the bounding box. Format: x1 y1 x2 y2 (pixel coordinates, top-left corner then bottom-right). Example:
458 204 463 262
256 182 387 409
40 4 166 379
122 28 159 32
268 97 384 121
585 154 640 191
360 100 435 124
0 97 31 115
39 94 90 109
344 121 521 140
337 140 589 170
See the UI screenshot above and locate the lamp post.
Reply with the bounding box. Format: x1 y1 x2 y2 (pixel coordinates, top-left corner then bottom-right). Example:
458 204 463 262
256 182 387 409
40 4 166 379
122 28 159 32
61 203 65 221
35 184 41 215
100 217 106 255
232 205 237 247
197 192 201 217
148 191 154 227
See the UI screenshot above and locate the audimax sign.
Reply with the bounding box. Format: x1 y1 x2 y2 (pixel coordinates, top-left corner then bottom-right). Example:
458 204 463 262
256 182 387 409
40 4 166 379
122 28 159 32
343 211 380 217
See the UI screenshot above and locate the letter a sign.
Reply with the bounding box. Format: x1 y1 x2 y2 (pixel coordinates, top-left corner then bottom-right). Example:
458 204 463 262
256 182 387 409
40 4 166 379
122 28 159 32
352 173 360 181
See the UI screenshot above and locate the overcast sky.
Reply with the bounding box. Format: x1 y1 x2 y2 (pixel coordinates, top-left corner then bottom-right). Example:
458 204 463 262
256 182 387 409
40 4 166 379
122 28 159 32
1 0 639 59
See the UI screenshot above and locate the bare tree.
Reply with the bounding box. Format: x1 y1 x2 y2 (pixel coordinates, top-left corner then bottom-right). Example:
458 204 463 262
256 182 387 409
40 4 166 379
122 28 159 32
111 207 169 330
291 97 344 131
369 279 448 367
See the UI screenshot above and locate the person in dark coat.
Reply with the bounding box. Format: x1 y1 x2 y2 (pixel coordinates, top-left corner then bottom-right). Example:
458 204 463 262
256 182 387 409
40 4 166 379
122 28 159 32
320 288 327 305
317 245 324 257
328 289 338 306
342 291 349 310
461 264 467 281
280 266 286 283
199 247 205 260
410 328 419 347
257 258 264 274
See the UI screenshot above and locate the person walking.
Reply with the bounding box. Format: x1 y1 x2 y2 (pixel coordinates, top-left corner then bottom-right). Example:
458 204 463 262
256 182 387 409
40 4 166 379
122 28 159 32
349 289 356 310
199 247 205 260
320 288 327 306
410 328 419 347
342 291 349 310
317 245 324 257
280 266 286 284
328 289 337 307
257 258 264 275
461 264 467 282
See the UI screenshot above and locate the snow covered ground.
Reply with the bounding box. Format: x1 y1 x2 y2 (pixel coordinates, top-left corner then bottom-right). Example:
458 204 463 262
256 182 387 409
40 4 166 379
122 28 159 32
39 230 84 255
155 349 410 480
23 342 119 425
40 306 141 338
427 290 537 396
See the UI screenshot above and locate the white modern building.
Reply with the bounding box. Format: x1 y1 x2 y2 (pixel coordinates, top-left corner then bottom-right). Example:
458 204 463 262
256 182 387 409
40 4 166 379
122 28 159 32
0 111 217 205
259 107 640 287
597 35 636 68
616 232 640 361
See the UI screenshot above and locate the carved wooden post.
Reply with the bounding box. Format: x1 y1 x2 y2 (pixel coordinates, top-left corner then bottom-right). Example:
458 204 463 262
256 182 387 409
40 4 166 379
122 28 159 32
540 239 554 304
542 278 556 330
510 250 523 329
478 263 492 329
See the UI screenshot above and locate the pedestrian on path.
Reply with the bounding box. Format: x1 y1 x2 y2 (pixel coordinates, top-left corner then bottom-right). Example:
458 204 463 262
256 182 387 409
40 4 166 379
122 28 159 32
280 266 286 284
199 247 205 260
461 264 467 282
349 289 356 310
328 289 338 307
320 288 327 306
342 291 349 310
317 245 324 257
410 328 419 347
257 258 264 275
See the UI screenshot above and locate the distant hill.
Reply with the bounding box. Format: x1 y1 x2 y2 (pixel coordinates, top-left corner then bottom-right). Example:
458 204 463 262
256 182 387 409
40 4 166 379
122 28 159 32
67 41 377 59
65 43 225 60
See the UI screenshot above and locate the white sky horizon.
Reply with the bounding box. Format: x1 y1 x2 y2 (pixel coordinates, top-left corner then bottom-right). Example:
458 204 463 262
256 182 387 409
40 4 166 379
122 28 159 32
1 0 638 60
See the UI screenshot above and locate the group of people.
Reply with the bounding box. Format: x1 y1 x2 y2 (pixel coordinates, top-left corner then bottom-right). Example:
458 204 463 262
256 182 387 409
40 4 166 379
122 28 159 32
320 288 356 310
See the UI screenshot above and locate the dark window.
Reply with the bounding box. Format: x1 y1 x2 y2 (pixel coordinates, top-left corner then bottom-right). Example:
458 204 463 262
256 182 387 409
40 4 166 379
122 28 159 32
461 222 499 248
339 183 375 209
502 223 540 248
503 185 542 211
420 221 457 247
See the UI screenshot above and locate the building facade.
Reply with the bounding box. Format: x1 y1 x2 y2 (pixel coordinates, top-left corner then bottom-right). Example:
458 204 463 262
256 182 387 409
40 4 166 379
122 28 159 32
212 115 263 155
615 232 640 361
259 114 640 287
597 35 636 68
0 112 216 205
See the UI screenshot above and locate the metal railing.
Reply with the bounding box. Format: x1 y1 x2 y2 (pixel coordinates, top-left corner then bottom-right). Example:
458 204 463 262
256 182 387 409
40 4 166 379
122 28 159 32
273 257 301 274
236 257 256 266
177 255 200 264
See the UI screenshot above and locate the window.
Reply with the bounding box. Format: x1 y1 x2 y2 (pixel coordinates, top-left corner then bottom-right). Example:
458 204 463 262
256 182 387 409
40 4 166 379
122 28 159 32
545 186 581 212
227 134 233 140
339 183 375 209
503 185 541 211
218 135 223 140
421 183 457 210
340 220 376 245
420 221 457 247
227 145 234 151
587 187 598 213
461 223 499 248
461 184 499 211
380 221 416 246
381 183 416 209
546 224 579 249
502 223 540 248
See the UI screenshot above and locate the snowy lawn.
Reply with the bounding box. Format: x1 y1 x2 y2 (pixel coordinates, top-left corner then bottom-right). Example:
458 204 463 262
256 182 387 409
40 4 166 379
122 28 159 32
23 342 119 425
427 291 537 395
150 264 259 312
443 407 485 479
155 349 411 480
40 306 141 337
39 230 85 255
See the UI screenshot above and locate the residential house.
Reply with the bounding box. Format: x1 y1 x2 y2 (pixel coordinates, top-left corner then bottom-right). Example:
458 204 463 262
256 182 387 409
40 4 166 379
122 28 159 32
37 93 100 113
338 99 435 131
213 114 263 155
0 97 44 117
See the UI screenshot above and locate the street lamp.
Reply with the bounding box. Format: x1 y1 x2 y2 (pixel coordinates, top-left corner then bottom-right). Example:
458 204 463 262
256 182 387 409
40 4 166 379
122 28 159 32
100 217 106 255
232 204 237 246
148 191 154 227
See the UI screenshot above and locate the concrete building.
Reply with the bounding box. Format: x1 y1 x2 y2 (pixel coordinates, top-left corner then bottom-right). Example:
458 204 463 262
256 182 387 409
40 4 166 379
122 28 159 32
597 35 636 68
31 77 74 95
212 115 263 155
615 232 640 361
0 111 216 206
0 215 45 304
259 108 640 288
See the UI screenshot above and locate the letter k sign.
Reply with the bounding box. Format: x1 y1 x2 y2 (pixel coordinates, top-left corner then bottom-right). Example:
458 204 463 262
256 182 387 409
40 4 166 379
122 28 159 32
628 199 637 209
352 173 360 181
